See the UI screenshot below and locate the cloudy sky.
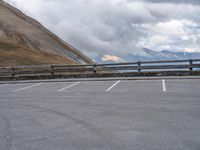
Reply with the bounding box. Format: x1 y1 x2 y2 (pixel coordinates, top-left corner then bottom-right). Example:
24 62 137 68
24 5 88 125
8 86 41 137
5 0 200 58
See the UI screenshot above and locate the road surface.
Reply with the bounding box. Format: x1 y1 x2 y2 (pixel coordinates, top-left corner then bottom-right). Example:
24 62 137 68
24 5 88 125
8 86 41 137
0 79 200 150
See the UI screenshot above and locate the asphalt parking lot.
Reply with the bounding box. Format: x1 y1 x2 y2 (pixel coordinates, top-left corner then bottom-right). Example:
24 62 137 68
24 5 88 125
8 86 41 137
0 79 200 150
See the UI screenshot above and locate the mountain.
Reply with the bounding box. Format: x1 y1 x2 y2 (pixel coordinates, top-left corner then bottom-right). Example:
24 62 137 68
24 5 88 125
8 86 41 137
95 48 200 64
0 0 93 67
95 54 125 63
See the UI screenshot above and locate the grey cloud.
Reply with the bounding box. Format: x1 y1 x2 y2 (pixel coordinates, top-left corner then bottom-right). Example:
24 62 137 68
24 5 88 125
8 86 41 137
128 0 200 4
4 0 200 58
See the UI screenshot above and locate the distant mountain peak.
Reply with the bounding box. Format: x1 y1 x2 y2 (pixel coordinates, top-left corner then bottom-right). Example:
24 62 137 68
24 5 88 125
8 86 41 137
95 48 200 64
101 55 125 63
161 50 171 53
142 48 160 56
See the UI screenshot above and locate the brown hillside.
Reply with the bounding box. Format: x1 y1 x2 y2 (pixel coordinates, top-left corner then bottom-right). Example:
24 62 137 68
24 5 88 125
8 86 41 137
0 0 93 67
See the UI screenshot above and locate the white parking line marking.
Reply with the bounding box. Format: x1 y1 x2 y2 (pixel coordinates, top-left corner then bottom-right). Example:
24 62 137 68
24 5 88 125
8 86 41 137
0 84 10 88
14 83 44 92
162 80 167 92
57 82 80 92
106 80 120 92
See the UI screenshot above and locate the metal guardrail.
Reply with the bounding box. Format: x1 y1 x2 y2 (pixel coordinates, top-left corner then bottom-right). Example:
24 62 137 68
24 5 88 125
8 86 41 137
0 59 200 78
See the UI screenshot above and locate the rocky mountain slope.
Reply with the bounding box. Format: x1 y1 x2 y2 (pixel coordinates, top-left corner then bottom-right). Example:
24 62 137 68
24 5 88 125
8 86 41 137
0 0 93 67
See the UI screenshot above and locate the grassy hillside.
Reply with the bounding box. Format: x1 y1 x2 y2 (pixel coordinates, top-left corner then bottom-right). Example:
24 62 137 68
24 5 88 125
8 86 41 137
0 42 77 67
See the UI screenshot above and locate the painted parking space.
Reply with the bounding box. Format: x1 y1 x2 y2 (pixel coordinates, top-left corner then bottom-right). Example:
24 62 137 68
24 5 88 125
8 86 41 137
1 79 200 98
1 79 198 94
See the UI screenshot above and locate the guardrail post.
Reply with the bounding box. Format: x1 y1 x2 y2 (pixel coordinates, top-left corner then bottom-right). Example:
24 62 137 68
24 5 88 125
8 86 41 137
189 59 193 71
11 67 15 77
93 64 97 74
51 65 54 76
137 61 141 72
